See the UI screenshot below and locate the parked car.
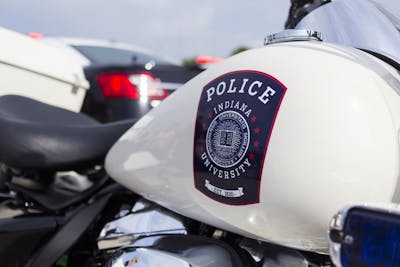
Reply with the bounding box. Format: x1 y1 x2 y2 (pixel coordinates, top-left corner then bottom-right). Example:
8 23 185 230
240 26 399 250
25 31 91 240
0 27 89 112
41 37 203 122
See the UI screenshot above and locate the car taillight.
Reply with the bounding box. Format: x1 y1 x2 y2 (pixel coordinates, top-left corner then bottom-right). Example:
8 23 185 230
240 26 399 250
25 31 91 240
96 72 169 102
128 73 169 101
196 55 223 65
27 32 44 39
97 72 140 99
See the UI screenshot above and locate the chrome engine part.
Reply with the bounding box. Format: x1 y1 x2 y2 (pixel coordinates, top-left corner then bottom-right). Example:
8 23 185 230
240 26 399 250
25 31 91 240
104 235 245 267
98 199 187 250
99 199 332 266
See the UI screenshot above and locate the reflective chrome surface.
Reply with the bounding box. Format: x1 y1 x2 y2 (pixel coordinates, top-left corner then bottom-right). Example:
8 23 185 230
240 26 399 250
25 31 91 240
239 238 318 267
296 0 400 64
265 29 322 45
105 235 240 267
262 247 314 267
104 248 193 267
98 199 187 250
54 171 93 192
328 209 346 267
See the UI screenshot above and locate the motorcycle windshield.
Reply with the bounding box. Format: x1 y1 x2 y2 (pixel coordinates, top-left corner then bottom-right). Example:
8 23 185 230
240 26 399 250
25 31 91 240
295 0 400 64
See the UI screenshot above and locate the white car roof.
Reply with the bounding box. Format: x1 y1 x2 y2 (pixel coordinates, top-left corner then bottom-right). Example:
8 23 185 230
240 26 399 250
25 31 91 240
40 38 91 67
42 37 180 65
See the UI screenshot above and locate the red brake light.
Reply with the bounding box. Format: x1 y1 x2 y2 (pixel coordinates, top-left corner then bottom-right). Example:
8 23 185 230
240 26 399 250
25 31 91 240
97 72 140 99
196 56 223 65
96 72 169 101
27 32 43 39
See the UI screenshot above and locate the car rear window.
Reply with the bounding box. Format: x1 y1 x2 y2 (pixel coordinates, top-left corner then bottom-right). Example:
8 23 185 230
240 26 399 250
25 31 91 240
72 45 174 66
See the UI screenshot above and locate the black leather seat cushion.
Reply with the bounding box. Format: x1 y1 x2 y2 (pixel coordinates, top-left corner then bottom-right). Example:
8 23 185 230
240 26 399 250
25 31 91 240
0 95 135 171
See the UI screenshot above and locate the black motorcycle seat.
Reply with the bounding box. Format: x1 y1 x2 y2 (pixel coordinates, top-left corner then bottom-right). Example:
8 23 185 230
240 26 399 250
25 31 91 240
0 95 135 171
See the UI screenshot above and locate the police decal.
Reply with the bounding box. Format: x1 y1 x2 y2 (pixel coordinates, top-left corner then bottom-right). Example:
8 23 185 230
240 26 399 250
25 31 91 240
193 70 286 205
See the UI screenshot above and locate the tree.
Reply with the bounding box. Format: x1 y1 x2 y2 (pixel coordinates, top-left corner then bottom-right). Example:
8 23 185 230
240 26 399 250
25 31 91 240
230 46 249 56
182 57 199 68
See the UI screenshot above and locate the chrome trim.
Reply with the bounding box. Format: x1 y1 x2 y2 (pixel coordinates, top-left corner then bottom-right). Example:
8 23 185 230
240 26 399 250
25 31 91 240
98 199 187 250
328 209 346 267
264 29 322 45
130 198 151 212
128 235 165 247
54 171 93 192
329 212 344 231
104 247 193 267
105 235 240 267
296 0 400 64
239 238 316 267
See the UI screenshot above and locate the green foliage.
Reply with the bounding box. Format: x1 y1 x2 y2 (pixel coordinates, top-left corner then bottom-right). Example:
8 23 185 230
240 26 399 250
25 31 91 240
230 46 250 56
182 57 199 68
56 255 68 267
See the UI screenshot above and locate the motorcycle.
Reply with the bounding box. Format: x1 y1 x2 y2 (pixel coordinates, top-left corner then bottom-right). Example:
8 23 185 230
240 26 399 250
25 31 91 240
2 0 400 266
0 94 137 267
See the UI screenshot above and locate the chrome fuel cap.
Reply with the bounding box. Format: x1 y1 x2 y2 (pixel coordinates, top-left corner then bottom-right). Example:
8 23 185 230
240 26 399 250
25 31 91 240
264 29 323 45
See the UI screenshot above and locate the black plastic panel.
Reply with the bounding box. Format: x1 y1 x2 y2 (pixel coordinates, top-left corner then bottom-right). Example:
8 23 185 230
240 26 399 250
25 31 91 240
0 216 57 267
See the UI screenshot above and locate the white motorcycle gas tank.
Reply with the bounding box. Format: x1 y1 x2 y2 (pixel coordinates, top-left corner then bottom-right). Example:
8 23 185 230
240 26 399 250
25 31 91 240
106 41 400 253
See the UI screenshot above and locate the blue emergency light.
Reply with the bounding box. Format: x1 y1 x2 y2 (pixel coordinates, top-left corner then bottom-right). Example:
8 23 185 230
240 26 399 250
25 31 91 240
329 206 400 267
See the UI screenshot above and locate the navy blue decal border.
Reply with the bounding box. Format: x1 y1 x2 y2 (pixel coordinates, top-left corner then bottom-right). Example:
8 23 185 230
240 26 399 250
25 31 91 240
193 70 287 205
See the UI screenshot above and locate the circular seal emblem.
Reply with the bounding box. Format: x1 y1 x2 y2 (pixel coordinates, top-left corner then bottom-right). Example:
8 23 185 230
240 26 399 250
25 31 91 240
206 111 250 168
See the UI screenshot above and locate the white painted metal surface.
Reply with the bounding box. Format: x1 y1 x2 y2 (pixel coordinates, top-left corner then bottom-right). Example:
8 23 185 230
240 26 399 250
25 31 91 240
0 27 89 111
106 41 400 253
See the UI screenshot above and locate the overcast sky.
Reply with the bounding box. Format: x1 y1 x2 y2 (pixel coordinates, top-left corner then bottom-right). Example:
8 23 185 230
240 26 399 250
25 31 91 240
0 0 291 60
0 0 399 61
